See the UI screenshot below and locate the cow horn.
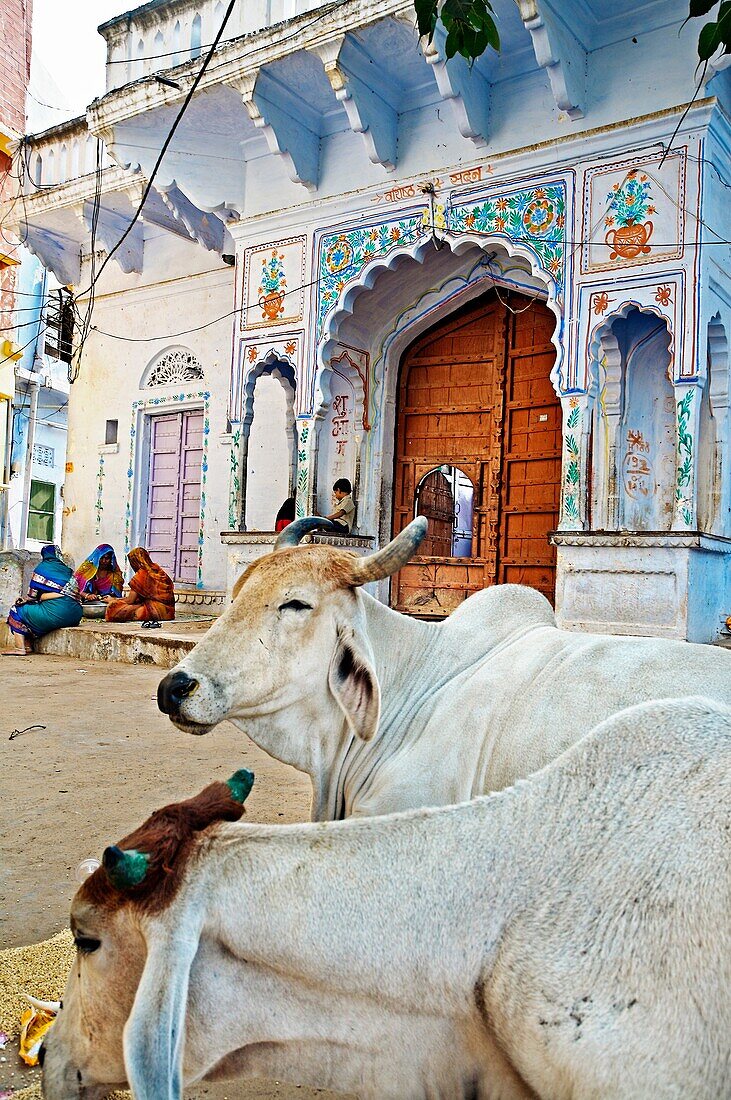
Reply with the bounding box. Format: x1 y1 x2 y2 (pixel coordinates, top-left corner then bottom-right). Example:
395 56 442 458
102 845 150 889
226 768 255 804
274 516 338 549
350 516 428 585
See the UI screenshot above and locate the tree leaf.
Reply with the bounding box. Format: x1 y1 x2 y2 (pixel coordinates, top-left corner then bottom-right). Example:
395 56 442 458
440 0 501 61
413 0 438 40
698 16 723 57
688 0 720 16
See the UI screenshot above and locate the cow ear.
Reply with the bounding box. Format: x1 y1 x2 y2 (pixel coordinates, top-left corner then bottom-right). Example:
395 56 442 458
123 924 200 1100
328 630 381 742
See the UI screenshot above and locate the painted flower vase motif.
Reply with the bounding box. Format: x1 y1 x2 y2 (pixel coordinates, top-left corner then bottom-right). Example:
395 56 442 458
260 289 286 320
605 221 654 260
605 171 656 261
258 249 287 321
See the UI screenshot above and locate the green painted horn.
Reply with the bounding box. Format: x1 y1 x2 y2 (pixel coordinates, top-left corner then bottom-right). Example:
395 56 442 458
102 845 150 889
226 768 255 804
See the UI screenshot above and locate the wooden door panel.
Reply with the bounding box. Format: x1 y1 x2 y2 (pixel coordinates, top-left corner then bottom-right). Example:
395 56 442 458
392 293 560 616
498 304 561 600
146 409 203 585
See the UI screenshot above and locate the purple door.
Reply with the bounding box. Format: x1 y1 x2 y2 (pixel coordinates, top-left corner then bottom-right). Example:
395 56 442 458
146 410 203 584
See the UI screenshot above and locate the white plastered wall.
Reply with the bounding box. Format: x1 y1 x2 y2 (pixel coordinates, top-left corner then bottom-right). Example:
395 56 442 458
61 229 234 590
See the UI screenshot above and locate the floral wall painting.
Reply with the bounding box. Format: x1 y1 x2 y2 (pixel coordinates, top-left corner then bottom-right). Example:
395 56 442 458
605 173 655 260
581 150 685 273
315 178 569 345
242 236 306 330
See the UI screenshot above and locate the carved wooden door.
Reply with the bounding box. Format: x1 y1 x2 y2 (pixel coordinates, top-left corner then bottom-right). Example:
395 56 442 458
391 292 560 616
417 470 454 557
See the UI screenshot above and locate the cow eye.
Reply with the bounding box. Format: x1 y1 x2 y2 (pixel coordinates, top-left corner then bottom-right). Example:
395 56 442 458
74 935 101 954
279 599 312 613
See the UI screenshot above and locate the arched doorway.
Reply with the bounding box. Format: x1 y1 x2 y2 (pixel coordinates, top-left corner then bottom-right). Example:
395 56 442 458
391 290 561 616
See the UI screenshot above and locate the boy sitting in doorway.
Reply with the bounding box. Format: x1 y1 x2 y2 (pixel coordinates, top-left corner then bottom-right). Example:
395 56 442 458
326 478 356 533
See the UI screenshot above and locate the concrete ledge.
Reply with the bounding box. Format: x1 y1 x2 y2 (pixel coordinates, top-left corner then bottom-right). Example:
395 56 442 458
32 619 211 668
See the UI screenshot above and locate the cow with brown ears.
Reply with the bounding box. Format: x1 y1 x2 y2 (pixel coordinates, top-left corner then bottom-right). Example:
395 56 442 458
43 698 731 1099
158 516 731 820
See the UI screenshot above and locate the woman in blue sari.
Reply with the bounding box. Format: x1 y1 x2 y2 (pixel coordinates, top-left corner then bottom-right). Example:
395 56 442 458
3 545 83 655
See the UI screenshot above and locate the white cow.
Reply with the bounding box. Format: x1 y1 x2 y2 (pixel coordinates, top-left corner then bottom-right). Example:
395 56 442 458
158 517 731 819
43 697 731 1099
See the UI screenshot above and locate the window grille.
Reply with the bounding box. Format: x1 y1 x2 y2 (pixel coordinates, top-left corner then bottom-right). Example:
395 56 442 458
33 443 55 468
146 350 204 387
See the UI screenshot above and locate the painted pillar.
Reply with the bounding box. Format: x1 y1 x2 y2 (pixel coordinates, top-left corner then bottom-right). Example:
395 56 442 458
558 393 590 530
295 417 316 517
227 421 244 529
672 382 701 530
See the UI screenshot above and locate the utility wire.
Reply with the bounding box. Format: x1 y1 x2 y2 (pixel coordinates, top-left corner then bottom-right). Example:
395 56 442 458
63 0 238 386
75 0 236 304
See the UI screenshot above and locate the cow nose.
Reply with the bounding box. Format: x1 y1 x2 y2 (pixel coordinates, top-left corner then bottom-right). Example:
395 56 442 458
158 670 199 715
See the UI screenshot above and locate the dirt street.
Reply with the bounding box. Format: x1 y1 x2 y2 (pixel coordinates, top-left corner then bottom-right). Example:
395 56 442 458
0 654 347 1100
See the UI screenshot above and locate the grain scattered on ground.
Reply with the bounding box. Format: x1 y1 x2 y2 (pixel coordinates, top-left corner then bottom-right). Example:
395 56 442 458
0 930 74 1040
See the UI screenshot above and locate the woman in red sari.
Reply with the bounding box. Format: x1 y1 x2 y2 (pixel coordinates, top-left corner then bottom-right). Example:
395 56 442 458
105 547 175 624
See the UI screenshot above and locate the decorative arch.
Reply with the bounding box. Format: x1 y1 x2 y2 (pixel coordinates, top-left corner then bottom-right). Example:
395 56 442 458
313 245 552 546
238 351 298 530
698 314 730 533
588 303 675 532
588 298 676 386
318 228 565 394
142 346 204 388
172 20 182 64
190 13 202 58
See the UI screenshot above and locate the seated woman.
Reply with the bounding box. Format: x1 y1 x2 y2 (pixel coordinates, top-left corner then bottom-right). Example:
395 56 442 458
105 547 175 624
274 497 296 533
3 544 83 655
74 544 124 608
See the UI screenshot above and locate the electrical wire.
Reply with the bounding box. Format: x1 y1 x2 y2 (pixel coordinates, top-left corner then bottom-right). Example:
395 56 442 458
26 88 72 114
76 0 236 303
29 224 428 427
61 0 239 389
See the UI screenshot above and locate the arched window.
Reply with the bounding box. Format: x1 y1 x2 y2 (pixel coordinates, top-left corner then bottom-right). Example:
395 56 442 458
190 13 202 59
33 152 43 187
241 359 297 530
590 307 674 532
415 466 474 557
84 133 95 175
172 20 182 65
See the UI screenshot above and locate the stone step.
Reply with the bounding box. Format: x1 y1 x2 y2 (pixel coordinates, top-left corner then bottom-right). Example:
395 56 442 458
32 618 212 668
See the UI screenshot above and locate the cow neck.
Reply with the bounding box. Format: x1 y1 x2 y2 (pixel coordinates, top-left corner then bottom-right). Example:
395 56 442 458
208 783 533 1017
327 594 441 819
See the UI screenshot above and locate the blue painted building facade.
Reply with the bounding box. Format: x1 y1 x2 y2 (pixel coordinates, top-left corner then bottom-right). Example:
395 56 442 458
14 0 731 638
